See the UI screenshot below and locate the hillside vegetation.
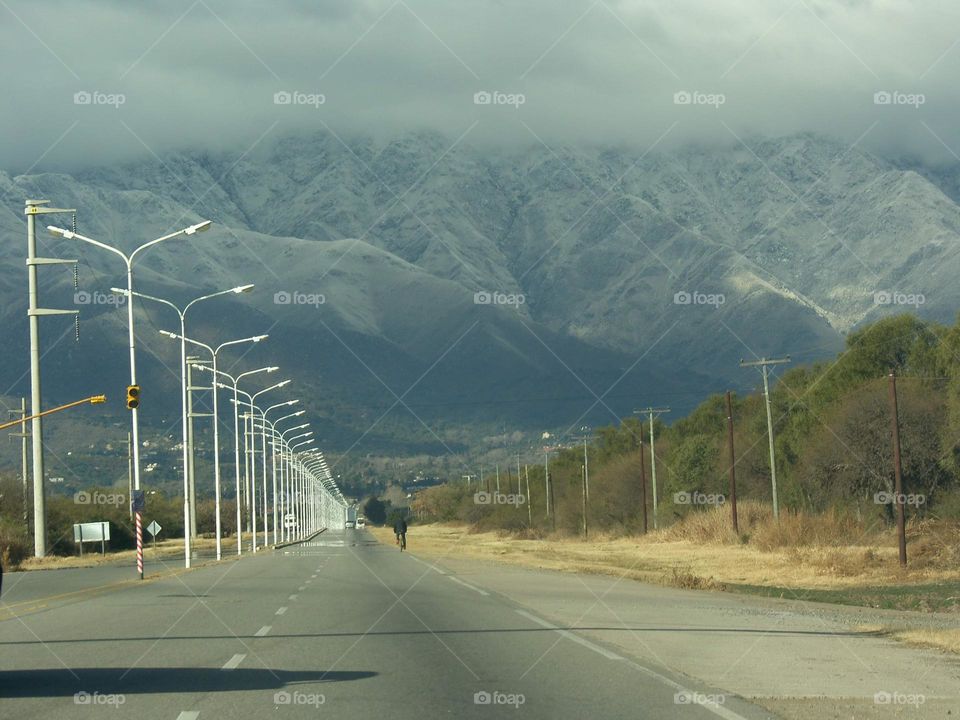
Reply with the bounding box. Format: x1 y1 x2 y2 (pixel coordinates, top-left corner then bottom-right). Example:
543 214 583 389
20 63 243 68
413 314 960 559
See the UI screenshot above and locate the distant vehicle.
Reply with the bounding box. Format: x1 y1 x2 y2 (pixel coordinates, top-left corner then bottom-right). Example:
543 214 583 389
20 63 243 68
345 520 355 529
283 514 298 531
356 518 365 528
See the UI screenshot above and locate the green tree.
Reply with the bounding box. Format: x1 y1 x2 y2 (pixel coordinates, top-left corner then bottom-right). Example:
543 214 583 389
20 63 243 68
363 496 387 525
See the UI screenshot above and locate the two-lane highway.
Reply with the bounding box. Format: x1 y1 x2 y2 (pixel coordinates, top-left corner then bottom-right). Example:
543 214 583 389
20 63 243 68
0 529 769 719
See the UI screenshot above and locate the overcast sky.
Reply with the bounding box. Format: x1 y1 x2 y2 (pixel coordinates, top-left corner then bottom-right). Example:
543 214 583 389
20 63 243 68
0 0 957 170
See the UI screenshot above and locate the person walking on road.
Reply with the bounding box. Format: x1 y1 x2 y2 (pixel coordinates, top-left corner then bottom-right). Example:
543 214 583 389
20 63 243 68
393 517 408 551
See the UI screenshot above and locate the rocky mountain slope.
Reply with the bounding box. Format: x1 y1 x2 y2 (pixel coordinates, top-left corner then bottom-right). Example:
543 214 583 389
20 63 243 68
1 130 957 455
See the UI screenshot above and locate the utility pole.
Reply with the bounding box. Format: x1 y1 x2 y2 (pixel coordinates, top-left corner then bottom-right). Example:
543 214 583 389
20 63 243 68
548 472 556 531
525 465 532 525
572 432 592 501
544 451 552 518
8 399 30 532
581 463 588 538
633 408 670 529
739 357 790 519
725 391 738 534
584 438 589 501
888 372 907 566
516 453 522 496
639 441 648 534
496 464 500 493
480 464 485 492
25 199 77 557
462 474 476 486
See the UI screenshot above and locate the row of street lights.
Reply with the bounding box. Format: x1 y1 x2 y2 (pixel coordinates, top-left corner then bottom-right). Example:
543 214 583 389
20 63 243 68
42 215 346 574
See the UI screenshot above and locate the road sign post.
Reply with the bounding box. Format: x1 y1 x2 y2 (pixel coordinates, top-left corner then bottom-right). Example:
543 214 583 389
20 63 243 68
146 520 162 553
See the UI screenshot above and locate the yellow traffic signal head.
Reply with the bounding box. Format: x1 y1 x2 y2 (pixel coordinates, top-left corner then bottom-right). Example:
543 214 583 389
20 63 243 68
126 385 141 410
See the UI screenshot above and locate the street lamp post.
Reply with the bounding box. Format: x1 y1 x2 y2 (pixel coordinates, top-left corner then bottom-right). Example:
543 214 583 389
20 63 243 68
232 381 290 551
163 333 267 561
206 366 277 554
48 219 211 575
115 283 253 568
253 403 302 544
290 440 316 534
264 422 313 542
269 411 305 541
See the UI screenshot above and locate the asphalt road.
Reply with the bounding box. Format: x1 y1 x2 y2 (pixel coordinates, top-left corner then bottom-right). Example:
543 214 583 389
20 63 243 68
1 529 955 719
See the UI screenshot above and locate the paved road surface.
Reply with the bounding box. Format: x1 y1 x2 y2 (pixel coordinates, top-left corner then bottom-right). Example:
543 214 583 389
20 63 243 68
1 529 955 719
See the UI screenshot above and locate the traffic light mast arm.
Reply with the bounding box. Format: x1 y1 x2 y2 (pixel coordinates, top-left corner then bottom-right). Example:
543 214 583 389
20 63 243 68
0 395 106 432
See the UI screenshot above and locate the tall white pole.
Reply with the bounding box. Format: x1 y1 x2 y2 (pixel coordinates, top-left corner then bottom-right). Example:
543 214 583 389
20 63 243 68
26 208 45 558
233 382 242 555
186 359 198 539
125 262 145 577
179 318 191 568
261 419 268 546
211 354 222 561
271 435 278 544
249 409 257 552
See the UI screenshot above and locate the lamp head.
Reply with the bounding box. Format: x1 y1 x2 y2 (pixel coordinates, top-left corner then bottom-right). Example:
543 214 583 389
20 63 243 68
185 220 212 235
47 225 73 239
232 284 255 294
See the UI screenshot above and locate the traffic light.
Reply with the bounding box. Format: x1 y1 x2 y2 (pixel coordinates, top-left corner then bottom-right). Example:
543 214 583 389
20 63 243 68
126 385 141 410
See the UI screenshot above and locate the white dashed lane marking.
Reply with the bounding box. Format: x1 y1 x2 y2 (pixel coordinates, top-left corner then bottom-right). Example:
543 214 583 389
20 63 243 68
222 654 246 671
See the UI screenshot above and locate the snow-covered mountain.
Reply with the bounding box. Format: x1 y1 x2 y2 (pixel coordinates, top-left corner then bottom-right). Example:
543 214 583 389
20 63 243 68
1 130 957 453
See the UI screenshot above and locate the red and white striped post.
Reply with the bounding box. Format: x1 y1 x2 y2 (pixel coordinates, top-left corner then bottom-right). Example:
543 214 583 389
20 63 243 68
135 511 143 578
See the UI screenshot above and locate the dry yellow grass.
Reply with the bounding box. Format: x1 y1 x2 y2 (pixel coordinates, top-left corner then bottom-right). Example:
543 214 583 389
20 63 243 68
891 628 960 654
374 521 960 590
14 535 247 571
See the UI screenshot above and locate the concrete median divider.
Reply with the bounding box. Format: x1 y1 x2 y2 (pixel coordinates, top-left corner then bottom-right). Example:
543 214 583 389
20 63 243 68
273 527 327 550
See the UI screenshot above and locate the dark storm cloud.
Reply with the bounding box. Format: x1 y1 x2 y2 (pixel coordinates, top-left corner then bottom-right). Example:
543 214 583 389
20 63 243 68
0 0 957 170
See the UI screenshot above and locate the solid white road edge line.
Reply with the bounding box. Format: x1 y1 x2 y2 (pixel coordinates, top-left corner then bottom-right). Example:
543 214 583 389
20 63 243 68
448 576 490 596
